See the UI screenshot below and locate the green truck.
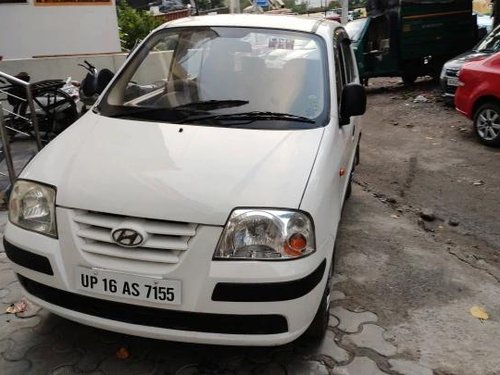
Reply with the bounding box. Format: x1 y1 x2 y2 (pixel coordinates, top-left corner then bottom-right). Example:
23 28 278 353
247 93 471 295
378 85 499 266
346 0 478 84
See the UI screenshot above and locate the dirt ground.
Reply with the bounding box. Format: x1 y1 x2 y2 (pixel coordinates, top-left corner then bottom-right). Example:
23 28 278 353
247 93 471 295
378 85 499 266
358 78 500 251
333 77 500 374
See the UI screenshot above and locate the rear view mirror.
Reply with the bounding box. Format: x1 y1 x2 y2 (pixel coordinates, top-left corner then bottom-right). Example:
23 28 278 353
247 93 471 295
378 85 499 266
340 83 366 126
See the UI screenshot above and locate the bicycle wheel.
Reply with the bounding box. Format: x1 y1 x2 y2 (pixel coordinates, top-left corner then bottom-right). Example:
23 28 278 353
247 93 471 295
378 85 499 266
19 87 78 142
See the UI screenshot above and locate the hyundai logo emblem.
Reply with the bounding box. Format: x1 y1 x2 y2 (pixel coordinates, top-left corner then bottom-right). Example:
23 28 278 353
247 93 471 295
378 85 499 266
111 228 144 248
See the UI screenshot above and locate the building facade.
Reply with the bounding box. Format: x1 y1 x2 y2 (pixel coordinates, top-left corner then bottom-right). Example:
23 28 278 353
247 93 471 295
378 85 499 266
0 0 121 60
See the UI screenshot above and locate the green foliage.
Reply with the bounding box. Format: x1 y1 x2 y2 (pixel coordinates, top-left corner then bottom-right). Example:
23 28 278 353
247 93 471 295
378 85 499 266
283 0 307 13
239 0 250 11
328 1 341 10
197 0 225 10
280 0 364 13
349 0 365 8
117 2 163 51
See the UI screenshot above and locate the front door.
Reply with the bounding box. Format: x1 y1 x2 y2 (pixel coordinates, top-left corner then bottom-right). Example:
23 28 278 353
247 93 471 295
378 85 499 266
334 29 358 201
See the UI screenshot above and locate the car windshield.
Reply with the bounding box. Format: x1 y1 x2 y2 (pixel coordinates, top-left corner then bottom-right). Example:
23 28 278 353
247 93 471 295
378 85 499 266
345 18 367 42
474 24 500 52
100 26 328 129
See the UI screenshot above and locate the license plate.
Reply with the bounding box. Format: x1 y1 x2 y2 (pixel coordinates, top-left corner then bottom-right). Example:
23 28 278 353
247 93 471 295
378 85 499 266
75 267 181 305
447 77 459 86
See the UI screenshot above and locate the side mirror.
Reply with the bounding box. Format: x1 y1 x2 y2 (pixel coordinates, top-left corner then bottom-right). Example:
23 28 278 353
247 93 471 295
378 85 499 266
340 83 366 126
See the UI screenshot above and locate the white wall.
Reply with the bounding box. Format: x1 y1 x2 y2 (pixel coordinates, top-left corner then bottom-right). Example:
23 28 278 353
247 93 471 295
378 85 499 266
0 51 173 87
0 53 127 83
0 0 121 60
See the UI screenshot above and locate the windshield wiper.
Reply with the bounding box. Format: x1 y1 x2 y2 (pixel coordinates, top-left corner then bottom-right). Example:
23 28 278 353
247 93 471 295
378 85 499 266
104 100 248 120
179 111 315 124
105 106 206 120
172 100 249 111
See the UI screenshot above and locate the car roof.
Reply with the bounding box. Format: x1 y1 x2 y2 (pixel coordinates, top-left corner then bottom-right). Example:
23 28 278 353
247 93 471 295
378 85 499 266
161 13 341 34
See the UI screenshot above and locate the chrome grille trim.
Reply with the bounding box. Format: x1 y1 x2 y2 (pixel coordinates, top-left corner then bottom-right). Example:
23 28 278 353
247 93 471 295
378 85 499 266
81 243 180 264
73 212 197 236
76 228 189 250
72 210 197 264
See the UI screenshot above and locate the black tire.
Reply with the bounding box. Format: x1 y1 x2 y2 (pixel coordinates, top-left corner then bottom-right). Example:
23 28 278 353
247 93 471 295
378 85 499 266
345 174 352 200
430 73 441 84
20 88 78 139
473 102 500 147
304 284 330 340
401 71 417 85
3 116 31 141
304 260 334 340
429 63 444 84
43 89 78 134
345 145 359 201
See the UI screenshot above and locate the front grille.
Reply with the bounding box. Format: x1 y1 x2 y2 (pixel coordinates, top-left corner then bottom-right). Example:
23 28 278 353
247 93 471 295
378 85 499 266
445 68 459 77
73 210 197 265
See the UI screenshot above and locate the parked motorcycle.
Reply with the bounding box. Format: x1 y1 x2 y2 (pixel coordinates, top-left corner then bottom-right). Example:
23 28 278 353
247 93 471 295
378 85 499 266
78 60 114 114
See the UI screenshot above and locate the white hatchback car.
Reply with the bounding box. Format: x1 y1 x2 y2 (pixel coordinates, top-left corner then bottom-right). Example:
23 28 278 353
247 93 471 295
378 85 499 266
5 14 366 346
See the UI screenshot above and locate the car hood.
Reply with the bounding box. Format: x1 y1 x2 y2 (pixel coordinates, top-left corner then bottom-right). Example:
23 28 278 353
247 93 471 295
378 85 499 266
20 112 324 225
444 51 492 70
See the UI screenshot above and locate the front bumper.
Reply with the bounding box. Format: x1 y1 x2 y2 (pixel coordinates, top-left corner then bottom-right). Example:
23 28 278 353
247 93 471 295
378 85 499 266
440 77 458 102
4 210 328 346
440 63 460 103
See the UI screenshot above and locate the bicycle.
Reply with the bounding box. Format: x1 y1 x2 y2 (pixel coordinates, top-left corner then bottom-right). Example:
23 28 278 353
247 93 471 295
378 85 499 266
0 73 78 143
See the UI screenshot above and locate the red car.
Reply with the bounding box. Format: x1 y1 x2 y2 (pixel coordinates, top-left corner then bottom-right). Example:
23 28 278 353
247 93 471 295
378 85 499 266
325 13 341 22
455 52 500 146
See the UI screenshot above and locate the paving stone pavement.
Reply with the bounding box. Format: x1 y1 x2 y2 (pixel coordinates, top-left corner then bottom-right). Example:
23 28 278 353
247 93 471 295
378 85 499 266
0 276 434 375
0 212 434 375
0 274 433 375
343 324 398 357
388 359 434 375
331 307 379 334
333 357 388 375
331 291 346 301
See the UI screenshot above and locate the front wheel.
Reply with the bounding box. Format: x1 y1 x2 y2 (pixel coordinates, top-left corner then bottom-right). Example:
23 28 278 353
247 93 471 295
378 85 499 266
20 88 78 142
401 71 417 85
304 261 333 340
345 145 360 201
473 102 500 147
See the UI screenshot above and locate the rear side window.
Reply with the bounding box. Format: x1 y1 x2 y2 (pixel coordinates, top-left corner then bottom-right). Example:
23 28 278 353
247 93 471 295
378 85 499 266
341 39 356 83
334 45 345 107
336 28 356 84
334 28 357 117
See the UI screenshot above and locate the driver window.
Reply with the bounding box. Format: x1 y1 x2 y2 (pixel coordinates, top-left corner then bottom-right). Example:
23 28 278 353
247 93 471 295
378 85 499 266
334 44 345 110
130 36 177 85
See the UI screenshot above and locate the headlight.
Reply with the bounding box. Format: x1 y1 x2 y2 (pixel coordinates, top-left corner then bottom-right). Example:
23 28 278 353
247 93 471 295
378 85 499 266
214 209 315 260
9 180 57 238
440 66 446 80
